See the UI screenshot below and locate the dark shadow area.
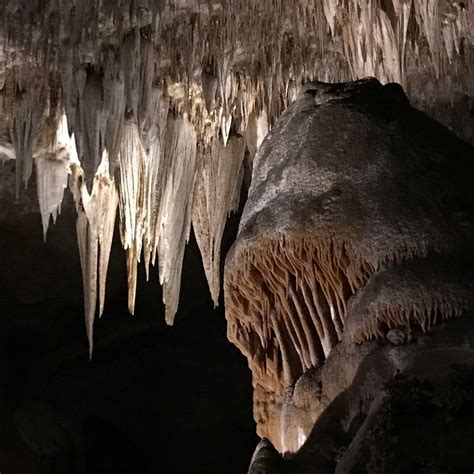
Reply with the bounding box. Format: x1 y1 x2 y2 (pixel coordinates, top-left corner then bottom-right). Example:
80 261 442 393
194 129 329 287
0 194 257 474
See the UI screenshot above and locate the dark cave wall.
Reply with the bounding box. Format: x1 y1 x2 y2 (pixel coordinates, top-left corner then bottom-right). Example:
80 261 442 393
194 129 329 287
0 175 257 474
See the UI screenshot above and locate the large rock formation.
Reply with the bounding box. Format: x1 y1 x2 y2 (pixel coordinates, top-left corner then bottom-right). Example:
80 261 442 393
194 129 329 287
225 78 474 456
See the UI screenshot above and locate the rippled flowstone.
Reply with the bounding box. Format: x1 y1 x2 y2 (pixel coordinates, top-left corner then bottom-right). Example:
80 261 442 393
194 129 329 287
224 78 474 455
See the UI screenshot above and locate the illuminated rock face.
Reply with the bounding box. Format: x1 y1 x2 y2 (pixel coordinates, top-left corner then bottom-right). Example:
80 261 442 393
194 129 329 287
225 78 474 451
248 319 474 473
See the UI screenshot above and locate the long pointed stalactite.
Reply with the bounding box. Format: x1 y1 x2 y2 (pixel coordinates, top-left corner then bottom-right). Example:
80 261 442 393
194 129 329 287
193 134 246 306
156 116 197 325
76 151 119 358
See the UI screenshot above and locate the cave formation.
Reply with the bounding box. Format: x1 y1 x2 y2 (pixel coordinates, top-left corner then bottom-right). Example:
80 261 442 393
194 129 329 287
0 1 473 473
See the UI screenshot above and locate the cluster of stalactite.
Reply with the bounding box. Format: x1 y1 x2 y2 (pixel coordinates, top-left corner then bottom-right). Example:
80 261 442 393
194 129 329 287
225 233 449 419
225 234 474 444
226 236 375 395
0 0 472 352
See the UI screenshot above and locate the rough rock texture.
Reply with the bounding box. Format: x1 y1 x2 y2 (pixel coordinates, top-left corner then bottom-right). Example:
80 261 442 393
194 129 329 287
248 439 282 474
224 78 474 450
346 255 474 344
247 316 474 473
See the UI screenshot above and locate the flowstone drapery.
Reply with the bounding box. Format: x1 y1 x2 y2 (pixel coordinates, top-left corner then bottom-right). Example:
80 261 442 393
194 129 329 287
225 78 474 450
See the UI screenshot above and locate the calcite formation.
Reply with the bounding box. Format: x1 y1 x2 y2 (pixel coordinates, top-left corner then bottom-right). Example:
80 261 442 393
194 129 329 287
224 77 474 448
76 151 119 358
248 318 474 472
346 256 474 344
0 7 473 468
0 1 472 353
193 134 246 305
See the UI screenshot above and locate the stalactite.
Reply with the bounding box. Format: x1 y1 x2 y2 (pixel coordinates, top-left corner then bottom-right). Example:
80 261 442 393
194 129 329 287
224 75 474 445
346 257 474 344
137 35 156 133
201 66 218 113
117 119 147 315
141 89 170 279
245 110 268 161
142 88 169 279
414 0 442 74
226 236 375 400
121 29 142 118
35 115 72 240
76 151 119 358
103 49 126 170
2 1 471 142
0 0 472 351
392 0 413 77
3 1 472 110
59 42 76 136
77 70 106 188
9 84 39 198
156 116 197 325
192 134 246 305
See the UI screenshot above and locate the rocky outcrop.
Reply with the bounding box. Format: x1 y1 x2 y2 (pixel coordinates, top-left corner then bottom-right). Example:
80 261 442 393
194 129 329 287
247 316 474 473
225 78 474 451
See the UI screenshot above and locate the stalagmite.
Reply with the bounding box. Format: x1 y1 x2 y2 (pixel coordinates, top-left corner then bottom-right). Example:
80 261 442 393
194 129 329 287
193 134 246 305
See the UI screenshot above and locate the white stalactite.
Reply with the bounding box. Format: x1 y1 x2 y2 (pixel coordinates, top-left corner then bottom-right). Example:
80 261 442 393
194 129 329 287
141 89 169 279
35 116 72 241
246 110 269 161
117 119 147 315
156 117 197 325
0 0 472 349
76 151 119 358
193 134 246 305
